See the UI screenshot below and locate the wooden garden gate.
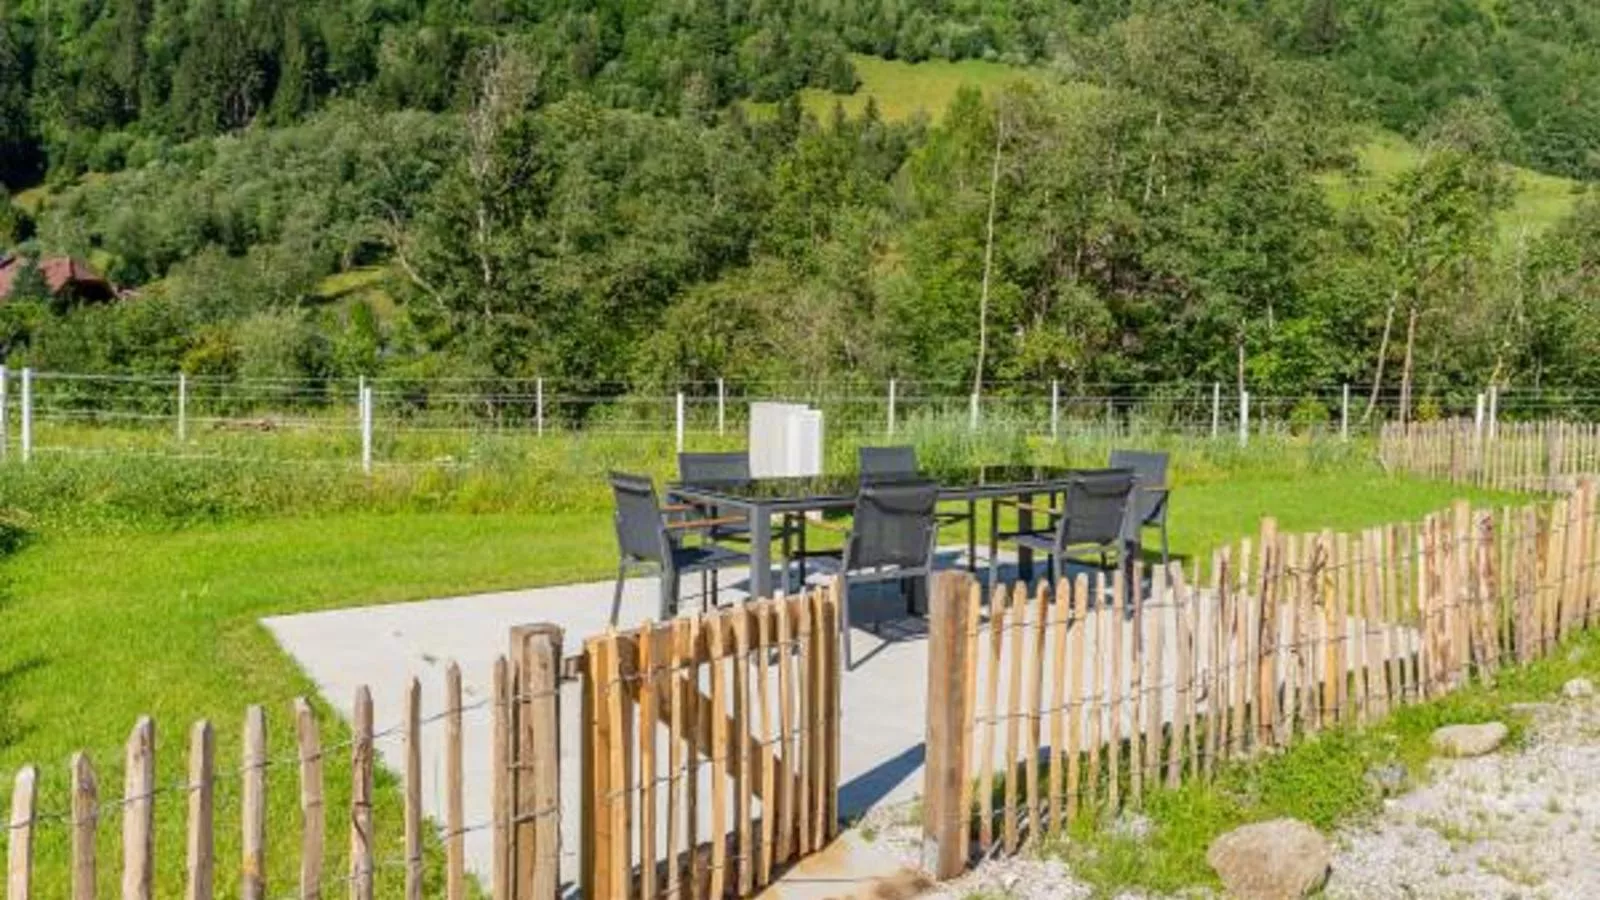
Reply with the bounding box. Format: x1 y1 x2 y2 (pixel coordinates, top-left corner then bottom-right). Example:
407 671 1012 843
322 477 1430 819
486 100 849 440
580 584 843 899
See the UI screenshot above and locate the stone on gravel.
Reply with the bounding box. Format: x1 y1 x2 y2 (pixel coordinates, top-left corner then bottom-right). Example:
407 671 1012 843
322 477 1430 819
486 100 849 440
1206 818 1332 900
1431 722 1508 758
1563 677 1594 699
1365 762 1408 797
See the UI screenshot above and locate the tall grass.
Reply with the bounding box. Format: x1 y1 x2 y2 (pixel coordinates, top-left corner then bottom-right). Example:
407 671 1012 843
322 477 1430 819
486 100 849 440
0 414 1382 534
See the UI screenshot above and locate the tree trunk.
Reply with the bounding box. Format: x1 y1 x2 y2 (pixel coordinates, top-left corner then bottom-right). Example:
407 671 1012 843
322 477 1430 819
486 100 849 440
1236 327 1246 400
1399 305 1418 427
974 111 1004 400
1361 289 1398 424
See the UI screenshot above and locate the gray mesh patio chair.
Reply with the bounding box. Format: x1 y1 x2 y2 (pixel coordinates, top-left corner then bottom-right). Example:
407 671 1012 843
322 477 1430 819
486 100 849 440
679 450 806 585
990 469 1139 597
609 472 749 625
677 451 753 543
1110 449 1171 569
813 478 942 669
857 445 977 571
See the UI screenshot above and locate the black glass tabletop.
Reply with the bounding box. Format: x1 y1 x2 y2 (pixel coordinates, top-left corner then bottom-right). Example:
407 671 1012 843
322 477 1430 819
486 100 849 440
670 465 1128 506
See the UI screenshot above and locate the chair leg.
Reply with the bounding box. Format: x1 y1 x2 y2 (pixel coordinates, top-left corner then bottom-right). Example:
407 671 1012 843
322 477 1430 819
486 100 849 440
712 568 720 608
661 571 678 622
840 576 854 670
610 563 627 625
798 517 808 588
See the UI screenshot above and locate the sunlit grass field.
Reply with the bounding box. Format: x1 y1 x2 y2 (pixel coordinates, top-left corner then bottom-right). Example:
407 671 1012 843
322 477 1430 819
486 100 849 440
0 418 1527 895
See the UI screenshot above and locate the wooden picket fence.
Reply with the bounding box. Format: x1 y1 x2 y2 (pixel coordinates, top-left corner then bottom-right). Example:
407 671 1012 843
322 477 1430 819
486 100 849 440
3 627 563 900
1381 419 1600 493
580 584 842 900
922 481 1600 877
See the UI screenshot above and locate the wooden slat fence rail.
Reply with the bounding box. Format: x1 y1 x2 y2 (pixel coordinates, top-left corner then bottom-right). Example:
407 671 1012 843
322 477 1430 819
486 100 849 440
1381 419 1600 493
580 583 842 900
922 480 1600 879
1 627 563 900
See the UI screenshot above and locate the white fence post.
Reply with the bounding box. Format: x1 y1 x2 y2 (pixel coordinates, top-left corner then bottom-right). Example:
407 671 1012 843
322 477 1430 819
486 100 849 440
536 377 545 437
177 373 188 443
968 392 979 432
1340 383 1350 441
20 367 32 463
1238 389 1249 447
360 383 373 475
1487 384 1499 439
717 378 725 436
1211 382 1221 439
0 365 8 460
1050 379 1060 443
887 379 897 437
1474 392 1486 440
675 391 685 452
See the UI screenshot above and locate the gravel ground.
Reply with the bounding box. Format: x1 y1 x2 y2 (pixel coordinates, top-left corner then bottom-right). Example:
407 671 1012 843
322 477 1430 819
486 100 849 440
1325 694 1600 899
860 692 1600 900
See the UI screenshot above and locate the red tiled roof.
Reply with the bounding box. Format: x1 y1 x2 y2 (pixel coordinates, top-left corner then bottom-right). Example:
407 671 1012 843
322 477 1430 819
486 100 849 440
0 255 115 300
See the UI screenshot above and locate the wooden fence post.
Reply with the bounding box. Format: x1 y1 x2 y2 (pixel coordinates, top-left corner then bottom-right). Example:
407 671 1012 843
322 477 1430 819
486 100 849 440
922 573 976 880
511 625 564 900
241 707 266 900
292 699 323 900
70 754 96 900
123 717 155 900
8 766 36 900
350 687 374 900
185 721 215 900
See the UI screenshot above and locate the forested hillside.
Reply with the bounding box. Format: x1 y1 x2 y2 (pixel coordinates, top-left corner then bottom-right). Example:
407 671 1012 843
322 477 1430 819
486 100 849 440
1 0 1598 415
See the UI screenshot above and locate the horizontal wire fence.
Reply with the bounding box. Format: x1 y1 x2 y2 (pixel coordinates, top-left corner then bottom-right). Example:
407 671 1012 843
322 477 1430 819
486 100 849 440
0 368 1563 469
581 586 842 900
921 480 1600 878
1382 419 1600 494
1 630 564 900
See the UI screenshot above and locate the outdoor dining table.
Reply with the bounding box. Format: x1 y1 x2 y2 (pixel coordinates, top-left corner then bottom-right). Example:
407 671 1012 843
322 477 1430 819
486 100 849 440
669 465 1125 600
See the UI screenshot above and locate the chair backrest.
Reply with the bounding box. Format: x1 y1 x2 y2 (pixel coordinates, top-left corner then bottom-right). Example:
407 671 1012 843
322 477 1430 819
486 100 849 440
678 451 750 484
1109 449 1169 524
858 445 919 481
1056 469 1138 549
847 479 941 571
610 472 669 564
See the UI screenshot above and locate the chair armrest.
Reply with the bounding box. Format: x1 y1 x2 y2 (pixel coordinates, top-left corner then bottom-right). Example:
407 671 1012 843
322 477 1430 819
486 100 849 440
663 515 744 531
996 497 1062 516
661 503 696 513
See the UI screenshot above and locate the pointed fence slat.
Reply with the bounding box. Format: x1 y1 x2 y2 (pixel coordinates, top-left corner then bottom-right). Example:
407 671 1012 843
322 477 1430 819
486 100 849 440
71 754 96 900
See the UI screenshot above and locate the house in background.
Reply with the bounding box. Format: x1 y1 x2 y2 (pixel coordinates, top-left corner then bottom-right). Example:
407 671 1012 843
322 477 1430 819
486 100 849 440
0 254 118 303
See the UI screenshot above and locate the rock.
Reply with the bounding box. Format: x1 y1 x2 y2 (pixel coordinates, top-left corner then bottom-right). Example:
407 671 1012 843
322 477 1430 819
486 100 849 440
1563 677 1594 699
1110 811 1153 841
1206 818 1332 900
1430 722 1509 758
1365 762 1409 797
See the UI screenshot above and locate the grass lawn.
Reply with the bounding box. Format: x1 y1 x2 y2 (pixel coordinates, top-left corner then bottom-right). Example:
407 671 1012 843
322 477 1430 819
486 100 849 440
1323 128 1591 240
746 54 1050 123
0 464 1519 894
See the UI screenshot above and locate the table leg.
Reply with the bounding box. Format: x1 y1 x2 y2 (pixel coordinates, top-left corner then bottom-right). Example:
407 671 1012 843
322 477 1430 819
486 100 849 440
749 509 772 599
1018 491 1034 582
967 499 977 573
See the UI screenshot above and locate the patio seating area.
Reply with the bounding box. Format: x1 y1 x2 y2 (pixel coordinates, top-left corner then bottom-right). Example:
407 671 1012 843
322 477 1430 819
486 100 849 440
607 446 1172 663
